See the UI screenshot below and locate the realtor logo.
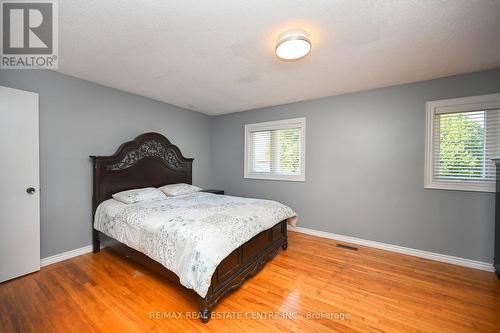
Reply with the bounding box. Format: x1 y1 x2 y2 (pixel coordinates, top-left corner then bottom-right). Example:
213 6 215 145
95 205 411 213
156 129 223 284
1 0 58 69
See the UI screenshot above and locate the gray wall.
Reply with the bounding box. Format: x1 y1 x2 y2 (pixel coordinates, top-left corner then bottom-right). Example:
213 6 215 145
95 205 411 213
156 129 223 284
211 69 500 263
0 70 214 258
2 68 499 263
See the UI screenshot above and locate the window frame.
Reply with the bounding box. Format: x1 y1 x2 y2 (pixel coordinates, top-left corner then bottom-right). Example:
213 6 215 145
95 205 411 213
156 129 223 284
424 93 500 192
244 117 306 182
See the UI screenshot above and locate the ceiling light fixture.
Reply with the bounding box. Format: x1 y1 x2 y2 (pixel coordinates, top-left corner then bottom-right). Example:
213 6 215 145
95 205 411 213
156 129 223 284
275 30 311 60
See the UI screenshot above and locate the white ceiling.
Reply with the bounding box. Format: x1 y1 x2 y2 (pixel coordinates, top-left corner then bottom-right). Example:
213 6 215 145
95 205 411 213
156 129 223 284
57 0 500 115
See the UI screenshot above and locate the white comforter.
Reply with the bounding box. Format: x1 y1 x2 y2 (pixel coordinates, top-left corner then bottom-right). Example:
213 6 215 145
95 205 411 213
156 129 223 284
94 192 296 297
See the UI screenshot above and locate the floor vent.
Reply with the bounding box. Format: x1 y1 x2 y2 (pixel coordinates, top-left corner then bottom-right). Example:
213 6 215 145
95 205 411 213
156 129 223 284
336 244 358 251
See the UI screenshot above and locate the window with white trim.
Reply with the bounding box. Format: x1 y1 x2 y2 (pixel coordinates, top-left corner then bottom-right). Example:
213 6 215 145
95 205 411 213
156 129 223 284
245 118 305 181
425 93 500 192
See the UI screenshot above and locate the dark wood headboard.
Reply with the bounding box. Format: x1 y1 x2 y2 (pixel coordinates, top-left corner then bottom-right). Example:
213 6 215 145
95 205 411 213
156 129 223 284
90 132 193 214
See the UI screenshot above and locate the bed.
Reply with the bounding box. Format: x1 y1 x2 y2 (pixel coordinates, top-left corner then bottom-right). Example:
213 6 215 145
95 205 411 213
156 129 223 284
90 132 294 323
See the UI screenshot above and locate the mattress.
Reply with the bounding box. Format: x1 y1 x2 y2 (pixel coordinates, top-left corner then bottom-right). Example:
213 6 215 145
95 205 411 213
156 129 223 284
94 191 295 297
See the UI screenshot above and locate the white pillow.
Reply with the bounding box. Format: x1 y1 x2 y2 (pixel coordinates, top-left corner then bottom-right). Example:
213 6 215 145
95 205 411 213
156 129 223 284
158 183 202 197
112 187 166 204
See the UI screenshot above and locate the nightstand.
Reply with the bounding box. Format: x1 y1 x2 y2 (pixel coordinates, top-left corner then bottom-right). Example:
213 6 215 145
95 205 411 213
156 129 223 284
201 189 224 195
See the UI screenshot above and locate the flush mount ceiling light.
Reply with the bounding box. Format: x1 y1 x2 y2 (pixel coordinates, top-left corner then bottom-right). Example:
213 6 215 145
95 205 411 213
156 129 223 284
275 30 311 60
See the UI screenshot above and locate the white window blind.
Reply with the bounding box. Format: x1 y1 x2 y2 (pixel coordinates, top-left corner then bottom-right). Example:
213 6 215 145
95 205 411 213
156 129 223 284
425 93 500 192
245 118 305 181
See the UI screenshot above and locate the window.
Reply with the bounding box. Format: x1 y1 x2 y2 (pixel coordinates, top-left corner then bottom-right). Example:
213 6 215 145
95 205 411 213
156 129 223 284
425 93 500 192
245 118 305 181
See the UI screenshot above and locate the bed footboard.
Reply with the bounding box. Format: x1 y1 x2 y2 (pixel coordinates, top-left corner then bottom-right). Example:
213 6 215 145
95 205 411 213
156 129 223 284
92 220 287 323
198 220 288 323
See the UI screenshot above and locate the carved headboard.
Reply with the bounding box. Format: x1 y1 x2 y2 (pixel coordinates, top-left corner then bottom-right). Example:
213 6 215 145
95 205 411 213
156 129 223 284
90 132 193 213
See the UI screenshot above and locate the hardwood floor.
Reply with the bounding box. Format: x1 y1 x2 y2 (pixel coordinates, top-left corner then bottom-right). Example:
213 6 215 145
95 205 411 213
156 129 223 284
1 231 499 332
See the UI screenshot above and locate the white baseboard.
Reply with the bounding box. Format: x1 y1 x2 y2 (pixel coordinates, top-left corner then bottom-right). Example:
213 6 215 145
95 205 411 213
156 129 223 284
40 228 494 273
289 226 494 272
41 244 98 267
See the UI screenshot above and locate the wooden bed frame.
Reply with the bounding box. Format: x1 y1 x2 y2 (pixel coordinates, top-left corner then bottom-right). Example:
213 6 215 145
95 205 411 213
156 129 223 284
90 132 288 323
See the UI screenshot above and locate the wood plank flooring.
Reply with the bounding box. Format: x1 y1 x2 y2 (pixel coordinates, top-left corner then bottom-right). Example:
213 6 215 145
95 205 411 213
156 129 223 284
1 231 499 332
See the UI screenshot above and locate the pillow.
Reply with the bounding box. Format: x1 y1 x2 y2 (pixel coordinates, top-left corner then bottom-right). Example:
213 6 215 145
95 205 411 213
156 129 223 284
112 187 166 204
158 183 202 197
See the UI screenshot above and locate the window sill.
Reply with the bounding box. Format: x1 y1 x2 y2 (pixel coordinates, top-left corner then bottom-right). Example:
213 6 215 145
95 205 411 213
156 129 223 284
424 181 494 193
244 174 305 182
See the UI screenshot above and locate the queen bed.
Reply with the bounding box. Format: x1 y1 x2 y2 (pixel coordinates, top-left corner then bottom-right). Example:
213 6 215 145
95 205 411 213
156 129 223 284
90 132 295 323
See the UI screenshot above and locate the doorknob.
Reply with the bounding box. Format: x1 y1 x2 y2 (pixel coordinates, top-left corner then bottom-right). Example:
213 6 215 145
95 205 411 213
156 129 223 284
26 187 36 194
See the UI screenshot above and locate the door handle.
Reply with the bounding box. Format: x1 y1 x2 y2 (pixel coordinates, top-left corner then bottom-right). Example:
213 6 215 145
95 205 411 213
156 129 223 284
26 187 36 194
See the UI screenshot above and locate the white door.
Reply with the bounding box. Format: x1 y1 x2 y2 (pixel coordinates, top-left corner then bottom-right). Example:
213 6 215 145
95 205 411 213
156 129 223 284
0 86 40 282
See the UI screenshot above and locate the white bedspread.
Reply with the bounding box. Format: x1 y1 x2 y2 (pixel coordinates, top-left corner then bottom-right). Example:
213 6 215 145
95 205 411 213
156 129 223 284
94 192 296 297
